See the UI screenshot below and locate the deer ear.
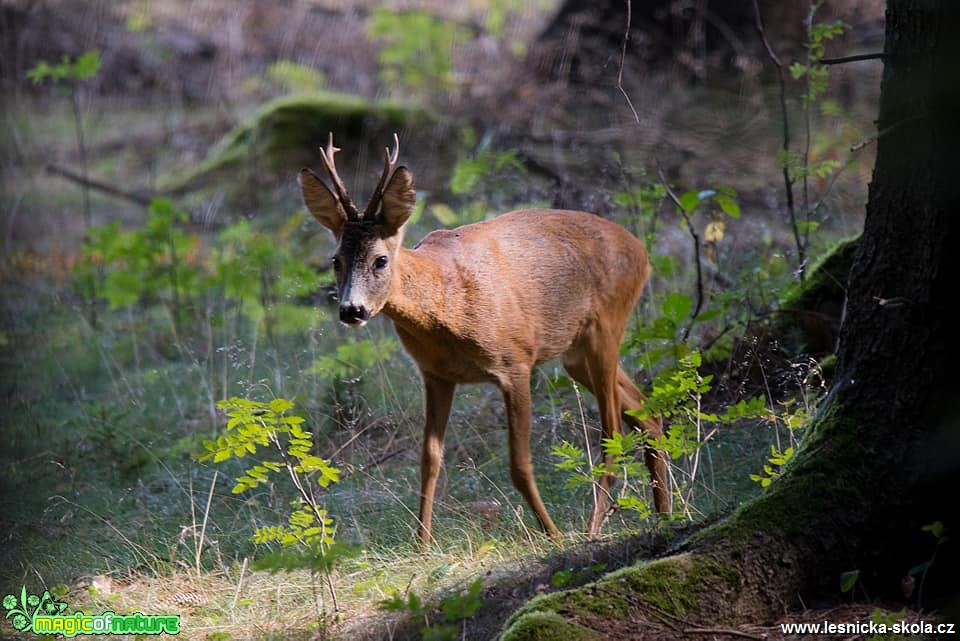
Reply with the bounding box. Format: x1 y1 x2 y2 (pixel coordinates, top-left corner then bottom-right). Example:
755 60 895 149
379 166 416 234
299 168 346 237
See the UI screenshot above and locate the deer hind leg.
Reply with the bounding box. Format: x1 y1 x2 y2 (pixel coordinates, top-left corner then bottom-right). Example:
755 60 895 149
617 367 671 515
417 374 456 548
563 351 672 535
501 373 562 539
561 348 623 536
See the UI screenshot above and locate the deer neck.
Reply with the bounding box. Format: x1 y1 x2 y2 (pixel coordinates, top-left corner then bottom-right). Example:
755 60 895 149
381 247 447 334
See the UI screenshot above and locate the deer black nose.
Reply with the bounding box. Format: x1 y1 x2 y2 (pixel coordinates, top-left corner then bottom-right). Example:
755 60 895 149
339 304 370 325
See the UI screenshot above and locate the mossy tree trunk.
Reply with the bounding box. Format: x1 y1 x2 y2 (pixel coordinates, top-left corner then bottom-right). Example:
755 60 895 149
502 1 960 637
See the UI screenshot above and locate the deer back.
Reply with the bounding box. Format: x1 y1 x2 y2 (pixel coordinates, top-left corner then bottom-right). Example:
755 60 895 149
382 209 650 381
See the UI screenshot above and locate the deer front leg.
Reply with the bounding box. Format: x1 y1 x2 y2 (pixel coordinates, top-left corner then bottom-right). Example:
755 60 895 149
501 375 562 539
416 374 455 547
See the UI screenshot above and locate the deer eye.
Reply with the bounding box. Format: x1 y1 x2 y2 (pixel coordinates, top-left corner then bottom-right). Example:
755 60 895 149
374 255 388 270
331 256 342 272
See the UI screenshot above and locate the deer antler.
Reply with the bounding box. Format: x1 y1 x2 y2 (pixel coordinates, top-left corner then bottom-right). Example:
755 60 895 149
364 133 401 219
318 133 360 219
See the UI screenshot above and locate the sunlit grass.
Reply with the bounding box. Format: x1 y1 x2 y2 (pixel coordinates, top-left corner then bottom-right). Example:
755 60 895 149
1 268 778 638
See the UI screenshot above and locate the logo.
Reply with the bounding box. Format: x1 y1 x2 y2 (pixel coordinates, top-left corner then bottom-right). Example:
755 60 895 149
3 586 180 637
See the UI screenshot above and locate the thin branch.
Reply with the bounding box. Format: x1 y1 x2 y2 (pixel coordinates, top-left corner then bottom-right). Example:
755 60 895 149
656 162 704 340
850 112 924 152
617 0 640 124
195 470 218 577
821 52 886 65
682 627 766 640
751 0 803 278
800 3 816 268
46 162 153 206
70 86 91 229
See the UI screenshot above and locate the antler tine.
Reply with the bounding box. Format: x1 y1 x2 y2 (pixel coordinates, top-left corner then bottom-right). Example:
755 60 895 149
364 133 401 218
318 132 360 219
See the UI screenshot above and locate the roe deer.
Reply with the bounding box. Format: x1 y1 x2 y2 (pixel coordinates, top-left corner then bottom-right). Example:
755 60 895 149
299 133 670 545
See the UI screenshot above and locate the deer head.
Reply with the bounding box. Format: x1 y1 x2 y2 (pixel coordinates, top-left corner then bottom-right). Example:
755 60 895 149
298 133 416 326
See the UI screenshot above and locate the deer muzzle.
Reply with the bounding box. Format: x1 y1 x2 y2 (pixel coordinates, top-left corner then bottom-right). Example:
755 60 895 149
339 302 370 326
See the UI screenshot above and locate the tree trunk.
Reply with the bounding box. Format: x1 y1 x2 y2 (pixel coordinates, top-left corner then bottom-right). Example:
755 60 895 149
501 1 960 637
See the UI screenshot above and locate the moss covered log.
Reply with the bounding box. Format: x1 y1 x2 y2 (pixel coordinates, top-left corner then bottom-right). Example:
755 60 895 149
160 92 437 195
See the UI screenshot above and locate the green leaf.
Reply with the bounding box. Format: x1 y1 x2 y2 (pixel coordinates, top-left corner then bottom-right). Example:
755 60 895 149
692 308 722 324
839 569 860 593
678 190 701 213
429 203 459 226
922 521 945 539
662 292 692 325
794 220 820 234
714 193 740 218
72 50 102 80
269 398 294 414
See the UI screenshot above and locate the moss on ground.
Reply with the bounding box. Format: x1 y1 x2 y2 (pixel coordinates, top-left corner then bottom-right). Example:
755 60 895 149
499 552 742 640
499 611 601 641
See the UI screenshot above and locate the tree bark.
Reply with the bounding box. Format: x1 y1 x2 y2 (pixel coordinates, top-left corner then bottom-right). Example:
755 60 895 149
501 1 960 637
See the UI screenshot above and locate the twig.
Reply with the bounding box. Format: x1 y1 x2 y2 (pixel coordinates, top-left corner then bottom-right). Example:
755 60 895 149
682 627 766 640
617 0 640 124
196 470 218 577
800 4 816 264
46 162 153 206
751 0 803 278
821 52 886 65
850 113 923 152
656 162 704 339
231 557 248 611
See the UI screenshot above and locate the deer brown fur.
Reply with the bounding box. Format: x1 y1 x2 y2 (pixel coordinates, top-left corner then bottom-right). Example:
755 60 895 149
299 134 670 545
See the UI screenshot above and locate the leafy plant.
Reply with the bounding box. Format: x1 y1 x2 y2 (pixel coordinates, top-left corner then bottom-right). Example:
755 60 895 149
214 213 323 338
368 8 469 95
78 198 201 333
778 3 851 279
199 397 350 616
550 564 607 588
839 569 860 594
76 207 323 339
906 521 948 608
380 579 483 641
449 139 525 198
749 444 794 487
613 182 666 249
26 51 101 85
660 184 741 337
27 50 101 229
553 430 654 520
307 337 398 383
